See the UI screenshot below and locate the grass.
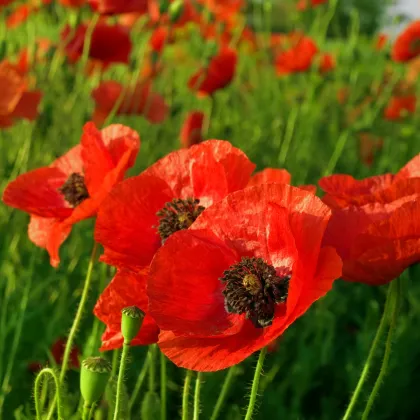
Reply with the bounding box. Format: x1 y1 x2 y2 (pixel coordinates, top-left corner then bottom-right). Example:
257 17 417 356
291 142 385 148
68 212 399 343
1 2 420 419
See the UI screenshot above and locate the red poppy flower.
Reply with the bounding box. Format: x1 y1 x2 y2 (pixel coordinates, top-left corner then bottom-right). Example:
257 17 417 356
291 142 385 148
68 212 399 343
60 0 86 7
384 95 416 120
248 168 317 193
94 268 159 350
375 33 388 51
91 80 168 126
94 140 255 270
358 132 383 167
6 4 34 28
28 338 80 372
0 61 42 128
319 53 335 73
180 111 205 148
2 122 140 266
392 21 420 62
275 34 318 75
147 184 341 371
297 0 327 10
149 26 173 54
319 153 420 285
61 22 132 68
197 0 243 23
188 47 237 96
89 0 149 14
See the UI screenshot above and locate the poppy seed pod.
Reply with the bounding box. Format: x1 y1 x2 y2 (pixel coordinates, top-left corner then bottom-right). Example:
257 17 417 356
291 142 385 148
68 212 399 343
122 306 145 344
80 357 111 406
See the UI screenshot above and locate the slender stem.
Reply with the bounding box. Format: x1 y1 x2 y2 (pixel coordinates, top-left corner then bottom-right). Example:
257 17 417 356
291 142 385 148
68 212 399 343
210 367 237 420
60 242 99 384
82 402 91 420
361 280 401 420
245 347 268 420
342 285 393 420
111 348 120 379
34 368 62 420
128 356 150 411
182 370 193 420
193 372 203 420
148 344 157 392
89 403 96 420
113 342 130 420
160 351 167 420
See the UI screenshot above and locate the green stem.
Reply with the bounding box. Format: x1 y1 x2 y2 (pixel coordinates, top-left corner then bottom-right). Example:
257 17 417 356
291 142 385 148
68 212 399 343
34 368 62 420
113 342 131 420
193 372 203 420
128 355 150 411
244 347 268 420
182 370 193 420
342 285 393 420
210 367 237 420
148 344 157 392
60 242 99 384
361 280 401 420
160 351 167 420
82 402 91 420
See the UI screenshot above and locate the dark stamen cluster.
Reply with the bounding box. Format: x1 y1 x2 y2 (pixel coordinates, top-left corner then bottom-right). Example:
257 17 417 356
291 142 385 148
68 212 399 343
59 173 89 207
221 257 290 328
156 197 205 242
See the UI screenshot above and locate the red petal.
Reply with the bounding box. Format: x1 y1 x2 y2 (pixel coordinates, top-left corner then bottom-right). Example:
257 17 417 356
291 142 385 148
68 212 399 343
51 145 84 176
0 61 26 114
94 174 173 269
148 229 240 336
248 168 291 187
3 167 73 218
11 90 42 120
94 269 159 351
395 153 420 180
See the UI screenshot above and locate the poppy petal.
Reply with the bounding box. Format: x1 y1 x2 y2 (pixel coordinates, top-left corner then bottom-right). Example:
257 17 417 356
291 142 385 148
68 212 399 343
248 168 291 187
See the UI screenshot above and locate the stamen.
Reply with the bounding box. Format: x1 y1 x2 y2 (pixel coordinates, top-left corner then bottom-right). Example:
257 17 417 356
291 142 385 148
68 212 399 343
156 197 205 242
59 173 89 207
220 257 290 328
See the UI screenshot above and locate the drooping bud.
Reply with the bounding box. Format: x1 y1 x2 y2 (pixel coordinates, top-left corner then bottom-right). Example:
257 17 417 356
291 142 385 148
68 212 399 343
80 357 111 406
169 0 184 23
121 306 145 344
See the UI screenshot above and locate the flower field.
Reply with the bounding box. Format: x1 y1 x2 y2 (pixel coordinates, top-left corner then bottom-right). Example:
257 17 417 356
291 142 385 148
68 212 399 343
0 1 420 419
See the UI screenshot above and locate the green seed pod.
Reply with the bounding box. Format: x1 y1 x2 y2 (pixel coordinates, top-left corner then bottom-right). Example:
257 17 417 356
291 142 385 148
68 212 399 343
80 357 111 406
121 306 145 344
141 391 161 420
169 0 184 23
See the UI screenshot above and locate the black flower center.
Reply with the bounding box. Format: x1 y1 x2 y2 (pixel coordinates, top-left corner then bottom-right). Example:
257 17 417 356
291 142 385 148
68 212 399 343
59 173 89 207
156 197 205 242
221 257 291 328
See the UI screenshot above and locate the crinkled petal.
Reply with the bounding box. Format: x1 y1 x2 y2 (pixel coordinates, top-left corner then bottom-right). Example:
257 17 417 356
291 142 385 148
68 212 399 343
395 153 420 180
248 168 291 187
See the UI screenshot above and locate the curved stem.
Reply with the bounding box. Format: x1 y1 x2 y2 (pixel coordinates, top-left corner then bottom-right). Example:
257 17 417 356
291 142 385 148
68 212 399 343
113 342 130 420
361 280 401 420
34 368 62 420
245 347 267 420
342 285 393 420
210 367 237 420
193 372 203 420
128 355 150 411
182 370 193 420
160 351 167 420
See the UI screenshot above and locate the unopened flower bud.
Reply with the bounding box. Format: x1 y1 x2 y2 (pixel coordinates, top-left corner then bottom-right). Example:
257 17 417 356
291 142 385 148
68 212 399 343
121 306 145 344
169 0 184 23
80 357 111 406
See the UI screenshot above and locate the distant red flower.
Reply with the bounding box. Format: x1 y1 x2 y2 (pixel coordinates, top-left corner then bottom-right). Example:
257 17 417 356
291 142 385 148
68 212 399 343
0 61 42 128
188 47 237 96
197 0 243 23
60 0 86 7
88 0 149 14
6 4 33 28
297 0 327 11
94 140 255 270
392 21 420 62
319 53 335 73
358 132 384 167
28 338 80 372
375 33 388 51
180 111 205 148
275 33 318 75
94 268 160 350
2 123 140 266
148 184 341 371
384 94 416 120
319 153 420 285
149 26 172 54
61 22 132 69
91 80 168 126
